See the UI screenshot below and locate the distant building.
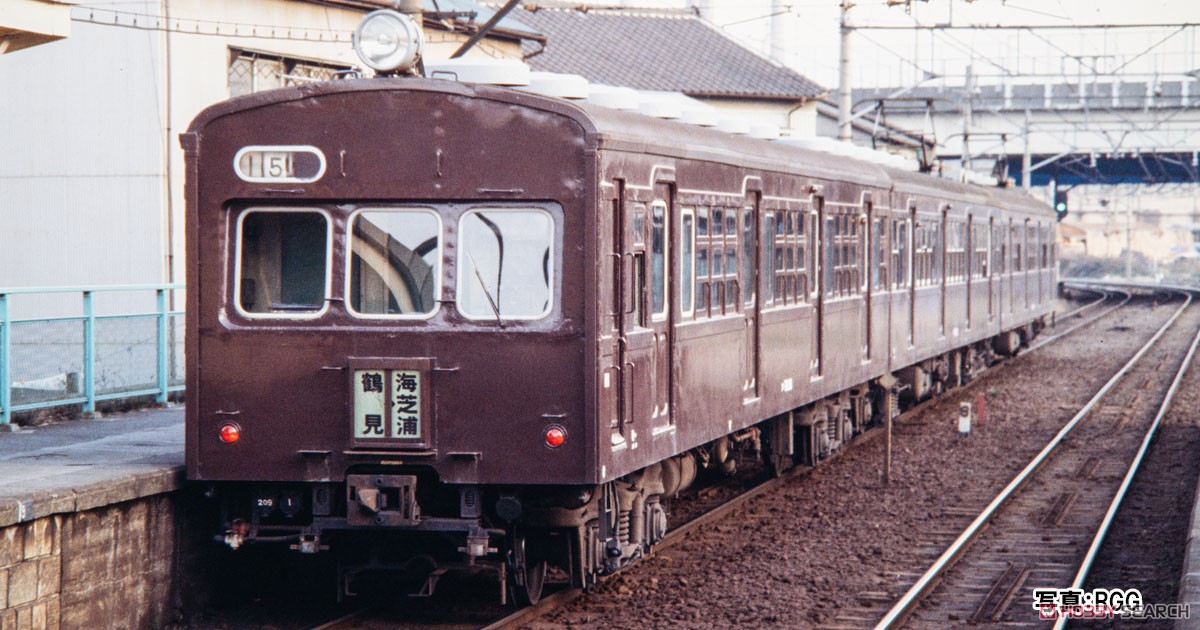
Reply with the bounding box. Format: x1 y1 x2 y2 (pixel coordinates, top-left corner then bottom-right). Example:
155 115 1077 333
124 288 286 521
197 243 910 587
0 0 541 293
509 4 826 135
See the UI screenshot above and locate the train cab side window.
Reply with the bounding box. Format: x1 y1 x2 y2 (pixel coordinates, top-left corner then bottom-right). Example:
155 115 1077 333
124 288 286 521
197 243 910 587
348 209 440 317
236 209 330 316
457 208 555 321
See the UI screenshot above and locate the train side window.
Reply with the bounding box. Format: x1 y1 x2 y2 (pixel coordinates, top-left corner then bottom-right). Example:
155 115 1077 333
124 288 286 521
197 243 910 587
1012 226 1023 272
348 208 441 317
764 212 777 304
236 208 330 317
1032 222 1041 268
632 205 646 246
946 219 966 283
972 222 989 279
681 209 695 317
742 208 756 307
933 218 944 284
993 224 1006 275
651 201 667 319
457 208 555 321
825 213 835 297
796 210 807 300
633 253 645 326
872 217 887 290
892 218 910 289
1041 227 1050 268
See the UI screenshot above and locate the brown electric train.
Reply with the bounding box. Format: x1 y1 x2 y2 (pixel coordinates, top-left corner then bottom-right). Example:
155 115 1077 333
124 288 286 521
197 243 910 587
183 74 1056 604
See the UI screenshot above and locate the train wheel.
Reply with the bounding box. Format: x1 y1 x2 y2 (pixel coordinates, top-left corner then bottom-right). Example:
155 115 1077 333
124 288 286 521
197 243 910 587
509 531 547 606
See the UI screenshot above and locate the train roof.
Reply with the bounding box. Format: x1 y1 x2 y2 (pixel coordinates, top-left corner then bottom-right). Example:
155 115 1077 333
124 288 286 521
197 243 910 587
186 77 1053 217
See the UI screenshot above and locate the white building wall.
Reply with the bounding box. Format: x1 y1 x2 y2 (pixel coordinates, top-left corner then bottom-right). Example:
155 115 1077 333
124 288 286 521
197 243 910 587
0 6 165 290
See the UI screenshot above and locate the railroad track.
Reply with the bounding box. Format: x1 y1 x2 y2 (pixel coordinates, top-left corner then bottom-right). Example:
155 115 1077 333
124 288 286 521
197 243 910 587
870 290 1200 628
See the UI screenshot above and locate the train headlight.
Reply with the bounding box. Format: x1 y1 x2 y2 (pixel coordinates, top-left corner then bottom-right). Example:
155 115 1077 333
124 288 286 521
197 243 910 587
353 9 423 74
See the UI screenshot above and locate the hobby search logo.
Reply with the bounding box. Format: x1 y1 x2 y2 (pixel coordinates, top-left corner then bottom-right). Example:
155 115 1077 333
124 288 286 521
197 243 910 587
1032 588 1190 620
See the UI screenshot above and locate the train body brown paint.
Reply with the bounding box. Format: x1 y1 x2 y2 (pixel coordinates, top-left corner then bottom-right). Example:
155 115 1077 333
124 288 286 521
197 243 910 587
183 78 1055 603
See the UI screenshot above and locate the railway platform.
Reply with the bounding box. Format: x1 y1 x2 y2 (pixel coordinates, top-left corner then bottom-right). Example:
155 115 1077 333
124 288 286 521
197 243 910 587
1180 471 1200 629
0 406 187 629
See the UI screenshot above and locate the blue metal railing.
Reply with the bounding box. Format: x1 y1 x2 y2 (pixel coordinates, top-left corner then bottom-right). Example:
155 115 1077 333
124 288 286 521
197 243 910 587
0 284 185 426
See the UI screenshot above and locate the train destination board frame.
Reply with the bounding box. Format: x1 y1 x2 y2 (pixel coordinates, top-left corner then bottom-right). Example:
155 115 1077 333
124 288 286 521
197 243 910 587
348 357 433 449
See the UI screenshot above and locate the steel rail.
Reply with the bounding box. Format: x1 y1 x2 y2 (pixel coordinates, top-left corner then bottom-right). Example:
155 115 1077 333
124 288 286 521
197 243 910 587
874 291 1194 629
1051 295 1200 630
1028 289 1129 352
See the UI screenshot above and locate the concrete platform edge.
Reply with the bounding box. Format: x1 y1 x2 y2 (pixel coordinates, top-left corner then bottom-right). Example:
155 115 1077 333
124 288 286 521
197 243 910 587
0 465 185 529
1176 468 1200 629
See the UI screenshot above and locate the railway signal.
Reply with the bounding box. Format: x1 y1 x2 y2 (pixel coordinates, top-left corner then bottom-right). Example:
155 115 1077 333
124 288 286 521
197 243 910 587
1054 190 1069 221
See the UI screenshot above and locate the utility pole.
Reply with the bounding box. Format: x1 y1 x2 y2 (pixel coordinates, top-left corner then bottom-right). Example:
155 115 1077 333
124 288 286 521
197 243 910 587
1022 109 1032 192
961 62 974 181
1126 198 1135 278
838 0 854 142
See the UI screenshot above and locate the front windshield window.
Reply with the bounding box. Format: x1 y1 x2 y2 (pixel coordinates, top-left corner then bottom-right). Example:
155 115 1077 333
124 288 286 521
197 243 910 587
236 209 330 316
349 208 441 317
457 208 554 320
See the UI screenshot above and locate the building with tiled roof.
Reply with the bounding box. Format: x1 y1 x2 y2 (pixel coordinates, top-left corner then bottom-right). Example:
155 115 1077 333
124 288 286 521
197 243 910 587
507 3 827 135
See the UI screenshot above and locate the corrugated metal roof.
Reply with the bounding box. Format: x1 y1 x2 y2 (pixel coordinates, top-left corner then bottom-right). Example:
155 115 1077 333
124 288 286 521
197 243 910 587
511 6 825 101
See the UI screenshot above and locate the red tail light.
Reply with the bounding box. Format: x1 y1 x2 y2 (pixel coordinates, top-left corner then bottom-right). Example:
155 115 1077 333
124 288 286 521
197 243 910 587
219 423 241 444
545 425 566 448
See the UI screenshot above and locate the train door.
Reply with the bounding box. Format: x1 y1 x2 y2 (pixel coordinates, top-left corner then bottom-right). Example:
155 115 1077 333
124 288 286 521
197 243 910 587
987 216 995 323
608 180 625 444
812 197 825 375
995 219 1008 326
742 193 761 400
650 184 675 432
1008 219 1017 315
966 213 974 325
908 203 917 346
619 195 656 443
862 202 871 360
891 209 913 354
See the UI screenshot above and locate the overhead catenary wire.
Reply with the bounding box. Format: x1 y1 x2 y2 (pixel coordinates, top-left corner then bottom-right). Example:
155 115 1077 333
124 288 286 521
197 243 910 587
71 6 354 43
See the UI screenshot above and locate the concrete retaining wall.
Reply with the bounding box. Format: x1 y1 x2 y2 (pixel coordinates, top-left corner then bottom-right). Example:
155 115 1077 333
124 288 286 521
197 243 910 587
0 490 203 629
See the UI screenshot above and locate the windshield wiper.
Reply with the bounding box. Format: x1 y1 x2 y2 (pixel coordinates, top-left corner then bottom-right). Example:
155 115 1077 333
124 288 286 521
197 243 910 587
466 250 503 327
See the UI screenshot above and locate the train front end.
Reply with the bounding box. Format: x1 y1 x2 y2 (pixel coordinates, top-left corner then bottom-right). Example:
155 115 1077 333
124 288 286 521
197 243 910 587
182 26 597 600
